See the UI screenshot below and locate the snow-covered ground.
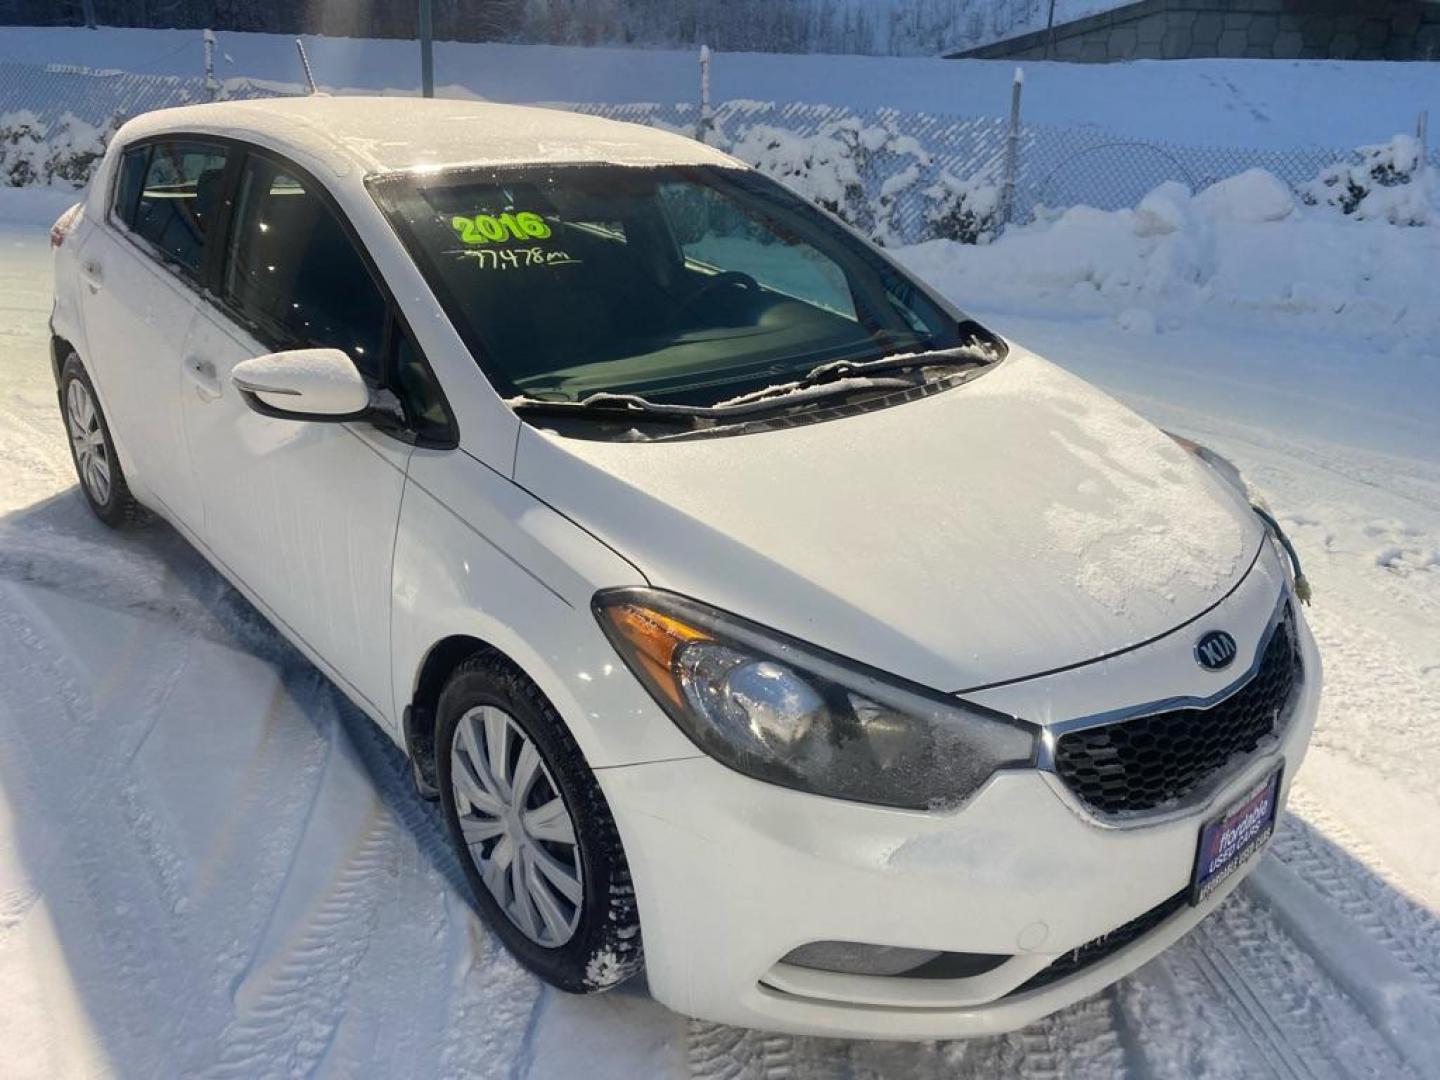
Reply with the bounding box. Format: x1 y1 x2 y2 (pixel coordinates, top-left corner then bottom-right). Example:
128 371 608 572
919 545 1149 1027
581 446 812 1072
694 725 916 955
3 157 1440 1080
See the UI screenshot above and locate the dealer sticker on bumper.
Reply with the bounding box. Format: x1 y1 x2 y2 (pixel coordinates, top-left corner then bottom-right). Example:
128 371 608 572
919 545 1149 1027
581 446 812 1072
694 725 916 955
1190 766 1282 906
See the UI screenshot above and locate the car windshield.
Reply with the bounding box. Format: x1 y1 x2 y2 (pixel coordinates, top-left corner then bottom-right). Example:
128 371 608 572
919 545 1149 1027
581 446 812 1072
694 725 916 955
368 163 971 408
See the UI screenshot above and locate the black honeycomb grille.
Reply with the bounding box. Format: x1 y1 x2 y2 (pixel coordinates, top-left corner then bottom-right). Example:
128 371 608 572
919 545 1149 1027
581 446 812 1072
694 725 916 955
1054 610 1300 816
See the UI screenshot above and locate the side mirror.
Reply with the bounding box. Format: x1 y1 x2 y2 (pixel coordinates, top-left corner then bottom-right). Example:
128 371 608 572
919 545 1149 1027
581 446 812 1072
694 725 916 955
232 348 371 421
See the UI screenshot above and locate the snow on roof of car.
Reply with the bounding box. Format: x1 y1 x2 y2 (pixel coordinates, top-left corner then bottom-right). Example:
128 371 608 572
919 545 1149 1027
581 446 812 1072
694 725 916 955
114 95 741 175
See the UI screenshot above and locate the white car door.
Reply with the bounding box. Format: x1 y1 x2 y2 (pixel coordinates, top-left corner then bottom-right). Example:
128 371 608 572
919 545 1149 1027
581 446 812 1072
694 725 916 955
75 139 231 530
178 148 417 726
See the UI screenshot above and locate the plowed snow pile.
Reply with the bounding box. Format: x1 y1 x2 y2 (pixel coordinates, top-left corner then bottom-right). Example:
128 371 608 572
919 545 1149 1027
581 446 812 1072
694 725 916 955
901 142 1440 352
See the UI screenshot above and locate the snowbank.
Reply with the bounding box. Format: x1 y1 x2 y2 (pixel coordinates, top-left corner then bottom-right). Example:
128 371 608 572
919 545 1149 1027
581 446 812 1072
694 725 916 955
899 163 1440 345
1194 168 1295 223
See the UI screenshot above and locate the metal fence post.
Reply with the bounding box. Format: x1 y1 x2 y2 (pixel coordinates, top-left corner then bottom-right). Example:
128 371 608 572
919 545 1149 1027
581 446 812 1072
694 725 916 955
203 29 219 101
1001 66 1024 226
295 39 317 95
697 45 714 143
419 0 435 98
1419 109 1430 179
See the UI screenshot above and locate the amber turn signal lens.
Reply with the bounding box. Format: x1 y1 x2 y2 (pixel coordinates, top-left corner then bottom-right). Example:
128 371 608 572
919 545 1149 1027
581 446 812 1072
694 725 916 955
601 602 710 708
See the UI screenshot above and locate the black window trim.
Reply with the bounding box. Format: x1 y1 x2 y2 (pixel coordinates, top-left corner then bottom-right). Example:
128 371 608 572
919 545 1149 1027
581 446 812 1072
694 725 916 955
104 131 458 451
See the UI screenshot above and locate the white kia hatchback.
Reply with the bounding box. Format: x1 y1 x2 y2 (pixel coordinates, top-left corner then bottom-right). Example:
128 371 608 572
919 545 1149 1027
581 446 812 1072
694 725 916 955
49 97 1320 1039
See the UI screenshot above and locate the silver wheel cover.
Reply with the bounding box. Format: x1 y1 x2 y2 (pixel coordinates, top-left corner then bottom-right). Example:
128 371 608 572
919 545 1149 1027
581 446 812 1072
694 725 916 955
450 705 584 947
66 378 111 506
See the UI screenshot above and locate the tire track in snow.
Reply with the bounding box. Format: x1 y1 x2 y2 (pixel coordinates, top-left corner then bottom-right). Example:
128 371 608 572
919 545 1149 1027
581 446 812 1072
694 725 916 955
202 806 395 1079
1012 994 1128 1080
342 690 468 893
197 673 400 1080
197 674 516 1080
1270 799 1440 1008
0 390 69 487
1185 892 1418 1080
1245 861 1440 1076
1187 937 1322 1080
681 986 1132 1080
0 709 45 933
686 1023 794 1080
112 636 198 918
338 671 558 1079
0 586 216 1070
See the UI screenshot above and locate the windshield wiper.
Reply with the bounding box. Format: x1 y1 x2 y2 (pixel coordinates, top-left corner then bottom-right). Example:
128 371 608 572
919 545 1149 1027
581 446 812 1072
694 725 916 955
508 344 991 427
717 345 991 409
510 380 913 427
508 393 703 426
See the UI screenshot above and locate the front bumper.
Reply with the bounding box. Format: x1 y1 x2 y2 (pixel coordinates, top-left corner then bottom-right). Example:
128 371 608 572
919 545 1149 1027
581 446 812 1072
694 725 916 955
598 595 1321 1040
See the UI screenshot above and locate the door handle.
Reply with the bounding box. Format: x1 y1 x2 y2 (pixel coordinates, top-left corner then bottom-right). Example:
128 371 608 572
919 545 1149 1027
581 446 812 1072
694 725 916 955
183 355 222 401
80 258 104 292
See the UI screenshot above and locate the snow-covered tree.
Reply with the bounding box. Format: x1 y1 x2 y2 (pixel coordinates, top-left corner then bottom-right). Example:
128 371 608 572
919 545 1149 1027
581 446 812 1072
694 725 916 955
1301 135 1437 227
0 111 46 188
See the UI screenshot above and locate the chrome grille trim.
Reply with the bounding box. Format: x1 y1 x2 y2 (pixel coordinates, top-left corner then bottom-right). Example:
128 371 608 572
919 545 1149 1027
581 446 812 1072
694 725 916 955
1037 589 1301 824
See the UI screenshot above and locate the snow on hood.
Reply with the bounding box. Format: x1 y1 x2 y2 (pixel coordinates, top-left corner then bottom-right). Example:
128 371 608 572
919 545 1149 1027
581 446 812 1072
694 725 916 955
513 347 1262 692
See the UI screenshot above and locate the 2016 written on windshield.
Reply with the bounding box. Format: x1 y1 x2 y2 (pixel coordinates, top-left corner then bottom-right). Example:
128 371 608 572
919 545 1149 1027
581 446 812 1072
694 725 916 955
450 211 552 245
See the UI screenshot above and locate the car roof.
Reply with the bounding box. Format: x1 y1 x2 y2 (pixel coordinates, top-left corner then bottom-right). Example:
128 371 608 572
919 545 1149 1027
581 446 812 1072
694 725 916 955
114 95 741 177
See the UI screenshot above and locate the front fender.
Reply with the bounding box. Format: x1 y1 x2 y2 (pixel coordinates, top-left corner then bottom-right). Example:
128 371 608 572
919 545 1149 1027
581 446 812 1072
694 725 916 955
391 448 701 769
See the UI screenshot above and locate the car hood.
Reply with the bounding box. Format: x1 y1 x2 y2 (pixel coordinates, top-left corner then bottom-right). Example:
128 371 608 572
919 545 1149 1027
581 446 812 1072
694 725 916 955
512 347 1264 692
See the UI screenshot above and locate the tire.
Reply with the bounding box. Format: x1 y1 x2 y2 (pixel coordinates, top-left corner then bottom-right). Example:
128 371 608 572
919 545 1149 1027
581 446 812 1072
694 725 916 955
436 650 643 994
58 353 146 528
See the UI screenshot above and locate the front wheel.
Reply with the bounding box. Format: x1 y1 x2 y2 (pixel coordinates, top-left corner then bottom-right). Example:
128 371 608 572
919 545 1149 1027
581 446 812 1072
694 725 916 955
435 650 643 993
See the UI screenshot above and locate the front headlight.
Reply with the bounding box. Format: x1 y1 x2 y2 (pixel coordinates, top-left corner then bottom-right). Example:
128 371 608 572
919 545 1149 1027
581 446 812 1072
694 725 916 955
593 588 1036 810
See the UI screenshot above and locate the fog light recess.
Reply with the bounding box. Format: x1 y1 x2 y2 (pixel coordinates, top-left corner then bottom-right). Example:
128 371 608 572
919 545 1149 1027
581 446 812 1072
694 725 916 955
779 941 1010 979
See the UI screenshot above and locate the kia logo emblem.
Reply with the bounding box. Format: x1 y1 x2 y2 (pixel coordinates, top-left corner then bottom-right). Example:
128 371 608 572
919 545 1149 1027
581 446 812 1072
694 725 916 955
1195 630 1238 671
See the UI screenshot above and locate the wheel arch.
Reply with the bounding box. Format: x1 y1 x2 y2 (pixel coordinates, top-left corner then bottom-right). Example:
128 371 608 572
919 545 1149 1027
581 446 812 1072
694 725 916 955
51 335 152 512
405 633 512 794
390 470 697 784
51 333 78 385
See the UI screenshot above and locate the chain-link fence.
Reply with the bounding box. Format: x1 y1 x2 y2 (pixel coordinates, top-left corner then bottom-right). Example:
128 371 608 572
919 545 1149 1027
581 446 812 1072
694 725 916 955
0 60 1433 244
1019 132 1364 216
571 99 1022 243
576 98 1436 242
0 61 285 129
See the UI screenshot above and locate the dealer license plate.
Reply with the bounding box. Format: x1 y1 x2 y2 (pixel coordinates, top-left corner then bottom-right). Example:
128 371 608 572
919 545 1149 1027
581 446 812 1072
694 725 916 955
1190 766 1281 906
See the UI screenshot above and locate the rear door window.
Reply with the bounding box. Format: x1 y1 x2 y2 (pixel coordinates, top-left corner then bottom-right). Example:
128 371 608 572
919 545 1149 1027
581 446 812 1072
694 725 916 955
129 141 229 277
223 155 386 379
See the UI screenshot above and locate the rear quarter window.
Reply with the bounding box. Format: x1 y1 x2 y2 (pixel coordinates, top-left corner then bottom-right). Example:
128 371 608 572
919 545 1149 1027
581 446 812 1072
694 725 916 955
111 145 148 228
